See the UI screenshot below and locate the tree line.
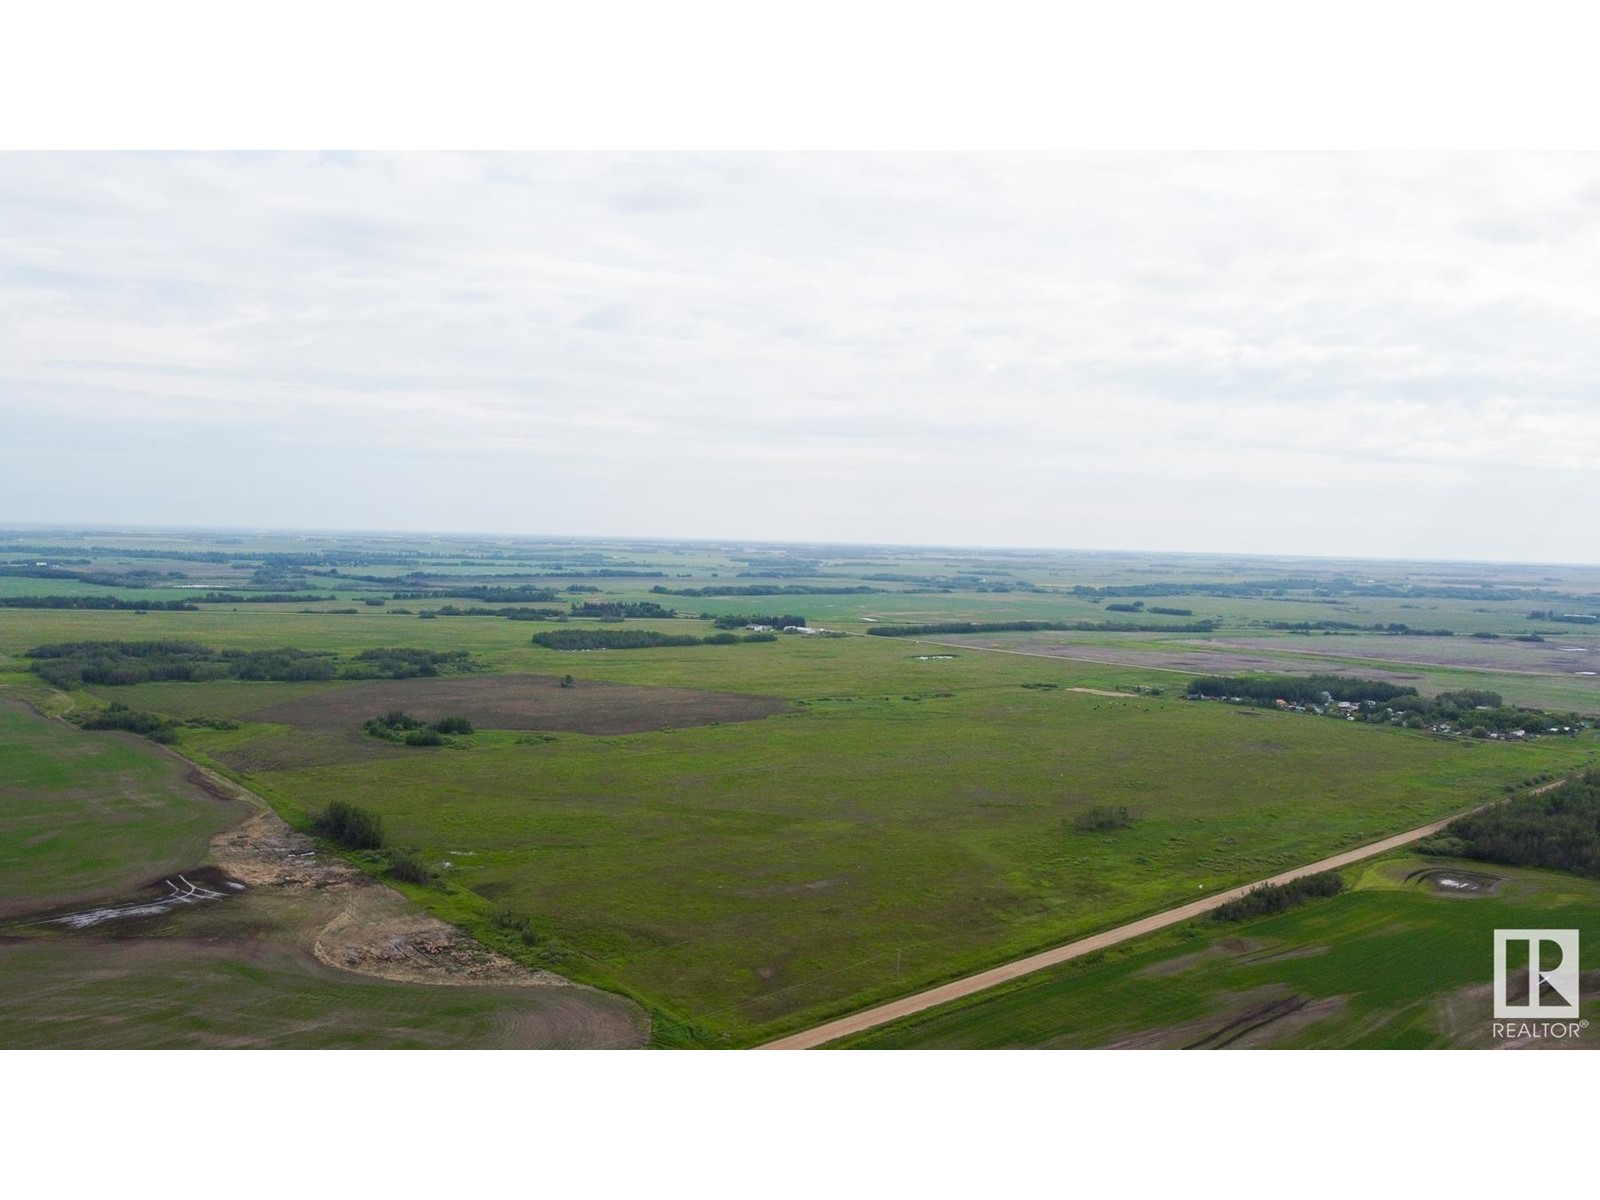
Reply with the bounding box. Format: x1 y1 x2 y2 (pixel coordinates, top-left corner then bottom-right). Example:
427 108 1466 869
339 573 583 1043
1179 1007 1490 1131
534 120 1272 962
651 584 886 597
532 628 777 651
708 613 807 629
866 619 1220 637
0 595 199 611
28 640 476 687
1421 772 1600 878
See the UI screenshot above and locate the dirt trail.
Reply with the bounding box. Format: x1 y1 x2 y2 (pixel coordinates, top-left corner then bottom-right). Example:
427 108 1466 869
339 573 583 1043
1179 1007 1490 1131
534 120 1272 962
759 790 1565 1050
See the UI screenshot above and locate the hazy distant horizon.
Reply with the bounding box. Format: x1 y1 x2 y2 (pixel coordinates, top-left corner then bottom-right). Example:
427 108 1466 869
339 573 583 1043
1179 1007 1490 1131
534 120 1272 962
5 153 1598 563
4 519 1597 572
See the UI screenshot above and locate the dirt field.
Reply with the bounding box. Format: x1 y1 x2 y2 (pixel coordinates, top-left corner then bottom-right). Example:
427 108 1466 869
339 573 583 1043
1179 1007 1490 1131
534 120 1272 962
930 635 1436 684
1208 635 1600 676
244 672 789 737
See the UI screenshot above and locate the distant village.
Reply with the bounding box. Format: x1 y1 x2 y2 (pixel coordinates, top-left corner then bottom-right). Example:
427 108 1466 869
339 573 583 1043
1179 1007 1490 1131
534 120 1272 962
1186 689 1586 741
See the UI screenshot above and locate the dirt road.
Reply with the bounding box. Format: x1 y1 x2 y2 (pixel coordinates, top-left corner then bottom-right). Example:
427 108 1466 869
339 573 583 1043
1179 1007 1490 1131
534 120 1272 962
757 810 1484 1049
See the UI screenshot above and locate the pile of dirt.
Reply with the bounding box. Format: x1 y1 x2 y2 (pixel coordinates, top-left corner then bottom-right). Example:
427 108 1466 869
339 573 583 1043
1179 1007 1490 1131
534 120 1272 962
207 803 567 988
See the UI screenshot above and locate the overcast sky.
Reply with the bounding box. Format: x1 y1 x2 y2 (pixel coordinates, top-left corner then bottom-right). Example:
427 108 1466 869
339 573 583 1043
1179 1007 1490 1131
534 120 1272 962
2 152 1597 562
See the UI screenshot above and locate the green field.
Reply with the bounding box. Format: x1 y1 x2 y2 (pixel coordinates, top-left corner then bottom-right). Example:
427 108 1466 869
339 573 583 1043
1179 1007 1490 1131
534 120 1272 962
839 857 1600 1048
0 938 641 1049
0 700 249 916
4 530 1599 1048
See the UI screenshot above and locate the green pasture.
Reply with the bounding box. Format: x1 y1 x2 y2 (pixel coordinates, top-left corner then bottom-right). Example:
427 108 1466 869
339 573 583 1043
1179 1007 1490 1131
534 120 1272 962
840 857 1600 1048
175 669 1595 1043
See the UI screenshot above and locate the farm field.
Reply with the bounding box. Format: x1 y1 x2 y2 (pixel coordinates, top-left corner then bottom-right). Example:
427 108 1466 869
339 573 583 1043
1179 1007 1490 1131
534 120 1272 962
933 632 1600 713
837 857 1600 1048
176 665 1593 1043
0 700 249 917
0 700 648 1049
3 528 1599 1048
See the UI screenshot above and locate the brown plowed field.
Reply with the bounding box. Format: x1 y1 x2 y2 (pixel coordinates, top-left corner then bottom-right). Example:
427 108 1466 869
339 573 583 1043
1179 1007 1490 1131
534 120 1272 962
243 672 789 736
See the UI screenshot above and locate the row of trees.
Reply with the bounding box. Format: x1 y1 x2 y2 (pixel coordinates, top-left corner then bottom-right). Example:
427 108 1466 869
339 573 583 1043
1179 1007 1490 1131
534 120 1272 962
708 613 807 629
0 595 198 611
652 584 885 597
867 618 1220 637
28 640 476 687
1188 673 1418 705
532 628 777 651
1212 873 1344 922
569 600 677 619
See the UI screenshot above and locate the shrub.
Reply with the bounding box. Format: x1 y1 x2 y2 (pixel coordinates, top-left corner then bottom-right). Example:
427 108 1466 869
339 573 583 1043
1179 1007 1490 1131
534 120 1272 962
314 801 384 850
1212 872 1344 922
403 727 445 747
1073 805 1134 832
433 716 474 735
80 702 181 744
386 848 436 885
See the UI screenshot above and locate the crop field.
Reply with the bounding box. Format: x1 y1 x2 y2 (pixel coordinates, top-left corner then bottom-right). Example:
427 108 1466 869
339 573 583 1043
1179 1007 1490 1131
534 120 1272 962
0 701 249 917
838 857 1600 1048
4 529 1599 1048
0 939 646 1049
934 632 1600 713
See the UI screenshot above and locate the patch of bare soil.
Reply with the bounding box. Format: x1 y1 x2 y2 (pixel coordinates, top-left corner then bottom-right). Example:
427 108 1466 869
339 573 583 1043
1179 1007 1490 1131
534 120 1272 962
964 637 1431 686
1066 687 1139 698
1433 969 1600 1049
1403 866 1507 897
209 806 567 987
1136 937 1265 979
243 672 788 738
1108 985 1347 1049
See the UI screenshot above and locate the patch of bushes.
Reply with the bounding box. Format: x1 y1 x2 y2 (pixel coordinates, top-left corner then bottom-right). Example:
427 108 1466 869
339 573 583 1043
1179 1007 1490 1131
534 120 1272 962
362 710 473 746
386 848 438 885
491 908 542 946
314 800 384 850
79 702 180 744
183 715 241 730
531 628 779 650
345 647 476 678
1073 805 1134 832
1212 872 1344 922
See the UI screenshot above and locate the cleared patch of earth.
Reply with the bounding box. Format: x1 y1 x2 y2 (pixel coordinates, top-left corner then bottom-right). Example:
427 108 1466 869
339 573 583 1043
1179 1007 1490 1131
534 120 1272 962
1403 866 1507 897
1433 969 1600 1049
1107 985 1348 1049
5 763 650 1048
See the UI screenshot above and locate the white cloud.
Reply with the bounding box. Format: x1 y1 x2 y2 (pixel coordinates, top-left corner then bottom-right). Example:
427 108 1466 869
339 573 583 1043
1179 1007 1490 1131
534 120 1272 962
1 152 1598 561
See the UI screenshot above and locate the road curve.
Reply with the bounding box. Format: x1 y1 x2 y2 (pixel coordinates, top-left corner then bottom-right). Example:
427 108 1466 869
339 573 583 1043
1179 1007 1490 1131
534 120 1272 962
757 810 1477 1049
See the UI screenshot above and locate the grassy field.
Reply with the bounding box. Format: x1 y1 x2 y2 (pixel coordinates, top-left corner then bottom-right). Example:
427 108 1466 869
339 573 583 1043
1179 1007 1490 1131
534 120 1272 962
838 856 1600 1048
174 664 1594 1043
0 700 249 916
5 530 1600 1048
